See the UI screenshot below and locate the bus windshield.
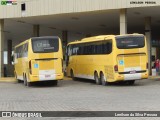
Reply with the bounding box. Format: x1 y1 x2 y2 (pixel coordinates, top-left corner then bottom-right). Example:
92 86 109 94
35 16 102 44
32 38 59 53
116 36 145 49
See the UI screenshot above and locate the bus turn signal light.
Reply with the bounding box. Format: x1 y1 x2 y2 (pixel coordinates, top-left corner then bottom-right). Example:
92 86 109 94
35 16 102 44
29 61 32 74
146 63 148 69
114 65 118 72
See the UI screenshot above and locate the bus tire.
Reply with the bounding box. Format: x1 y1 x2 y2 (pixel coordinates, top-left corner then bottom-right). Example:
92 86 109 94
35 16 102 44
24 76 27 86
100 72 108 86
70 69 76 80
15 73 21 83
14 72 17 80
17 79 21 83
53 80 58 86
24 75 31 87
127 80 135 85
94 72 101 85
26 78 31 87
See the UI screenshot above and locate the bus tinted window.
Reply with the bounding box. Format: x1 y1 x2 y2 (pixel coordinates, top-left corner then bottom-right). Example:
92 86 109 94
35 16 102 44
15 43 28 58
67 40 112 56
32 38 59 53
116 36 144 49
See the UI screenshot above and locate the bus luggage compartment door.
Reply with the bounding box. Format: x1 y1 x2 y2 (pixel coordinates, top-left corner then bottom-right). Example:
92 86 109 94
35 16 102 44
117 53 147 80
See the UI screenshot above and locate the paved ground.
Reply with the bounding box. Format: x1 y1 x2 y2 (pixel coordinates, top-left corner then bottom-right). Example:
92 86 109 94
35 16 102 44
0 77 160 119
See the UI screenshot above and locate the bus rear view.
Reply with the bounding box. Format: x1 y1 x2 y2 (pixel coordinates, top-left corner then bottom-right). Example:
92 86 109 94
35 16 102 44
14 36 63 86
114 34 148 84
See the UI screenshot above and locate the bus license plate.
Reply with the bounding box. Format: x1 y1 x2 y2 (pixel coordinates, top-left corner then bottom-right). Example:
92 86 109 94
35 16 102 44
45 75 51 78
130 70 136 74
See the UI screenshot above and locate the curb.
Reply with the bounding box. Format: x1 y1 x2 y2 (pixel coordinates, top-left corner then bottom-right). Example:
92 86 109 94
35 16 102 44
149 76 160 80
63 77 72 80
0 77 16 83
0 76 160 82
0 77 71 83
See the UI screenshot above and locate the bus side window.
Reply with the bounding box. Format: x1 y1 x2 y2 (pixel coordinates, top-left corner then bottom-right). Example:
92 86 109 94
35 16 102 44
23 43 28 57
102 40 112 54
66 46 71 66
78 46 83 55
17 47 20 58
97 44 102 54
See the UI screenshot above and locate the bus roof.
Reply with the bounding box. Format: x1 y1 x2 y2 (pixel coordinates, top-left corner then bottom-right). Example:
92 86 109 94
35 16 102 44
31 36 59 40
116 33 144 38
67 33 144 45
15 39 30 48
68 35 114 45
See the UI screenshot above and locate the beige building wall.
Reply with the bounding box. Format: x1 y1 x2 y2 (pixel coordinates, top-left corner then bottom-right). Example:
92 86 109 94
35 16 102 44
0 0 160 18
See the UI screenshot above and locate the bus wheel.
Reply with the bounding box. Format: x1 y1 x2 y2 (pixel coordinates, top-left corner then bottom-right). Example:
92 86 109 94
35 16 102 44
24 76 31 87
14 73 17 80
127 80 135 85
15 73 20 83
53 80 58 86
27 81 31 87
24 76 27 86
94 72 101 85
100 72 107 86
17 79 21 83
70 69 76 80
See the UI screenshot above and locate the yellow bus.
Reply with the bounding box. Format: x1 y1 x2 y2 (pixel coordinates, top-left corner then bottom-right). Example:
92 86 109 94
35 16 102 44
13 36 63 86
66 34 148 85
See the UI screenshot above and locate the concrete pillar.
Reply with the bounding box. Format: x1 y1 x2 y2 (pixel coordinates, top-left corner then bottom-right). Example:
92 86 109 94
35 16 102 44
120 9 127 34
86 34 91 37
0 19 4 77
145 17 152 75
33 24 40 37
7 39 12 65
62 30 68 74
62 30 68 46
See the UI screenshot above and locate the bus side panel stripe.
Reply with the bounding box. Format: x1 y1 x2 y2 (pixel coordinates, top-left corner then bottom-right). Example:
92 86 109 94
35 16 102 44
75 74 94 80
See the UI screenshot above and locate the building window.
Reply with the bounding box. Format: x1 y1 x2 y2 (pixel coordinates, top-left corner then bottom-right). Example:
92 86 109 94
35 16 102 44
21 3 26 11
3 51 14 65
4 51 8 65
